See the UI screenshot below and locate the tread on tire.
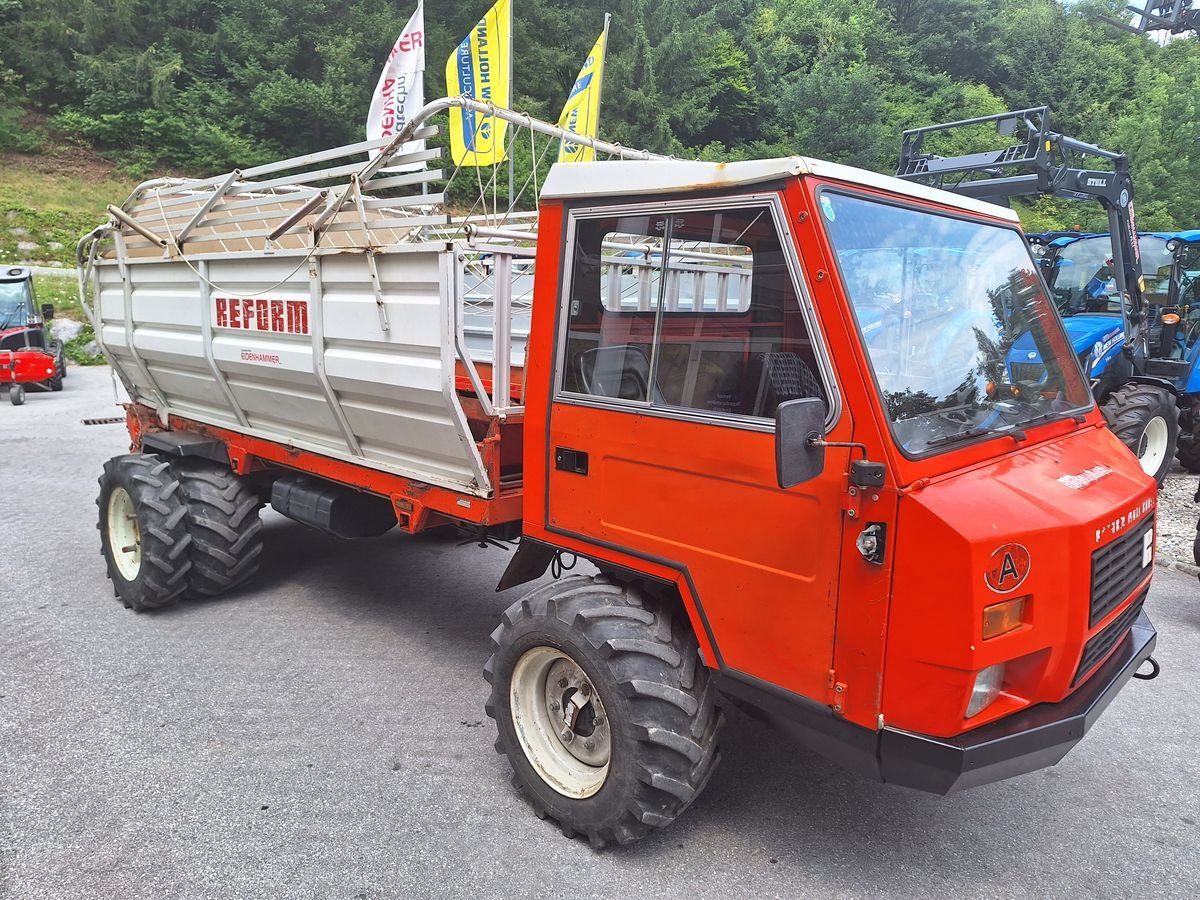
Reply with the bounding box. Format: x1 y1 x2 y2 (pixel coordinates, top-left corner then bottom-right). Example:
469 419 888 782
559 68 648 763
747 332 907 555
96 454 192 611
170 457 264 599
485 575 723 847
1101 383 1179 485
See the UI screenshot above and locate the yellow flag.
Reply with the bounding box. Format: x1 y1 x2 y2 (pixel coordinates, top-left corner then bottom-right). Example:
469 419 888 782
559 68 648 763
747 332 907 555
558 22 609 163
445 0 512 167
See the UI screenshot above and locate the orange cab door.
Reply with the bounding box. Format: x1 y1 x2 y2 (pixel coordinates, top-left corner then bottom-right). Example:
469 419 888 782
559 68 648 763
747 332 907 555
543 196 850 702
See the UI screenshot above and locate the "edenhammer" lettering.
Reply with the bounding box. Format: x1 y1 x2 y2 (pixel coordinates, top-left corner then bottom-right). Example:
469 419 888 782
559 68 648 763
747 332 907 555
215 298 309 335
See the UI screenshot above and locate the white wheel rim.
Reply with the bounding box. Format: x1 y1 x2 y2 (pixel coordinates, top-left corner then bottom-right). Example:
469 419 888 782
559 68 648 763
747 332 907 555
510 646 611 799
107 487 142 581
1137 416 1169 477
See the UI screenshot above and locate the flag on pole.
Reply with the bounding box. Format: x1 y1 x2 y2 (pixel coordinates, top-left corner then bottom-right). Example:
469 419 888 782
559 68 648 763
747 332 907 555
366 1 426 168
445 0 512 167
558 17 610 164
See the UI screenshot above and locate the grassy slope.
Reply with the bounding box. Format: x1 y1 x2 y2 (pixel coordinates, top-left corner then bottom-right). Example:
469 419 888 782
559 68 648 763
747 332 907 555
1 154 134 362
1 154 133 267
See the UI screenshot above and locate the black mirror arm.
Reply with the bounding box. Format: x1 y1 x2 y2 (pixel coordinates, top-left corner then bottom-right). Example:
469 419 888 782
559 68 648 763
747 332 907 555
807 437 869 459
808 438 886 489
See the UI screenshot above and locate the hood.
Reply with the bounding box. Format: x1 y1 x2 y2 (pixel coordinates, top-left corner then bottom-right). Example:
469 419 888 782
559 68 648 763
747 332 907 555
1008 314 1123 378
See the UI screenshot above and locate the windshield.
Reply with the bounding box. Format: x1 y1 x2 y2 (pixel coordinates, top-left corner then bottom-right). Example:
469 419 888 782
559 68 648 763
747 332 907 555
0 281 32 329
1176 243 1200 306
1043 238 1117 314
1043 235 1171 313
1140 236 1173 300
821 192 1092 457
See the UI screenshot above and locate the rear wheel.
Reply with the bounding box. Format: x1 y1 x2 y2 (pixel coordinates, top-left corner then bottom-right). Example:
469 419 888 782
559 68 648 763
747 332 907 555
97 454 192 611
9 383 24 406
47 341 65 389
1101 383 1179 485
485 576 723 847
170 458 264 598
52 341 67 379
1175 431 1200 474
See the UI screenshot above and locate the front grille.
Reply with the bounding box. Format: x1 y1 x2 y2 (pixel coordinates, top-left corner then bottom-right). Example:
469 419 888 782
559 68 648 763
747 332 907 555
1072 589 1146 686
1009 362 1046 383
1089 520 1153 628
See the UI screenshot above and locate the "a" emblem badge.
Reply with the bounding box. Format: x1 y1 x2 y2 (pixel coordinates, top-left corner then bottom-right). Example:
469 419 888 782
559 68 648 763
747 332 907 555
984 543 1031 593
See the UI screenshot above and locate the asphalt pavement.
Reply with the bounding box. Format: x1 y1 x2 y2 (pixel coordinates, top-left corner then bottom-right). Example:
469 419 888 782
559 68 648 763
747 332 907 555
1 367 1198 899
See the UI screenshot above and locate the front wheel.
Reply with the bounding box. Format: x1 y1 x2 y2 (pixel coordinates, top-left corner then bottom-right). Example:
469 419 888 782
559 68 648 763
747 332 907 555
1101 383 1179 485
9 383 25 406
485 576 723 847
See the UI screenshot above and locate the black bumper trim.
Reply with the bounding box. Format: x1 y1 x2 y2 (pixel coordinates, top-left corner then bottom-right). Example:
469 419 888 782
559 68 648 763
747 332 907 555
878 609 1157 794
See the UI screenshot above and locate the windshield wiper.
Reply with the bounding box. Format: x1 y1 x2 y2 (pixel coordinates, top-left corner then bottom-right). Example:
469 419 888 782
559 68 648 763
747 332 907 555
1011 408 1087 439
923 427 997 449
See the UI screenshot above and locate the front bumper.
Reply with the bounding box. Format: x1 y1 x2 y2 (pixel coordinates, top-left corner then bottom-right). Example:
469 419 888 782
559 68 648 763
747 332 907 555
879 609 1157 793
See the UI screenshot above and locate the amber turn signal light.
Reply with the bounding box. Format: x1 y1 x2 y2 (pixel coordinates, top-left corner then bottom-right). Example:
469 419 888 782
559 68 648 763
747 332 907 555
1162 312 1181 325
983 596 1027 639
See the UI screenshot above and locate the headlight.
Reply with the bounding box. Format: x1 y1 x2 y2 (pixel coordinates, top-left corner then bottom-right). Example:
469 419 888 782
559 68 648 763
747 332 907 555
966 664 1006 718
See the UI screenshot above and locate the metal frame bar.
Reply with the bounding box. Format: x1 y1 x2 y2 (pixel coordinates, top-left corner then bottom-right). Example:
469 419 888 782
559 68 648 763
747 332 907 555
178 170 242 245
196 259 251 429
308 255 364 457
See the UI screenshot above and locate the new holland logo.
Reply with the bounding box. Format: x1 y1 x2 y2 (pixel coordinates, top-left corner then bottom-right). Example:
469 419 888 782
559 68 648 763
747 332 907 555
984 543 1031 594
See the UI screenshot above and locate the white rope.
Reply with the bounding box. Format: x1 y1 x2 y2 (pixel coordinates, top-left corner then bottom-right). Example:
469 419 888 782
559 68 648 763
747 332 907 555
152 189 323 297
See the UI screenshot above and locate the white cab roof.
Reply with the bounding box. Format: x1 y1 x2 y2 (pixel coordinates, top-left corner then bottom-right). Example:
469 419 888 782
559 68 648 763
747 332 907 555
539 156 1020 223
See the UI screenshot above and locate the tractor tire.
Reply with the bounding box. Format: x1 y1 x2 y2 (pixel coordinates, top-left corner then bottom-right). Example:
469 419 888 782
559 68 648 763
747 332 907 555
485 575 723 847
170 458 264 598
45 370 63 392
9 383 25 406
53 341 67 379
97 454 192 611
1175 434 1200 474
1101 383 1179 486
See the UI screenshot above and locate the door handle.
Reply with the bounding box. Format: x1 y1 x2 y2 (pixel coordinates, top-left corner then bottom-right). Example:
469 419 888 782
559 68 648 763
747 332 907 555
555 447 589 475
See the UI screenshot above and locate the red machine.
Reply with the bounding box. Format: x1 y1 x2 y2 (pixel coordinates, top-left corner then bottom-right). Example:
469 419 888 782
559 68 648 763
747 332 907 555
80 101 1160 847
0 266 66 405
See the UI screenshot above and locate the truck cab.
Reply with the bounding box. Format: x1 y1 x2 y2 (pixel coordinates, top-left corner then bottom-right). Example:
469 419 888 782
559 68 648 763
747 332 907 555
518 157 1156 792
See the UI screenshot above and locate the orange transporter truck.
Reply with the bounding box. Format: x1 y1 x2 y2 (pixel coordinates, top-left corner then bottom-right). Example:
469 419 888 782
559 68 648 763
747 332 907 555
79 99 1159 847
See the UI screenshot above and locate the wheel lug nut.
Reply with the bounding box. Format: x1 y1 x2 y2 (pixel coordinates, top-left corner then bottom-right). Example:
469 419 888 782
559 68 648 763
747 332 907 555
558 677 569 688
579 683 591 696
559 728 574 743
549 701 560 712
584 740 595 751
593 716 605 727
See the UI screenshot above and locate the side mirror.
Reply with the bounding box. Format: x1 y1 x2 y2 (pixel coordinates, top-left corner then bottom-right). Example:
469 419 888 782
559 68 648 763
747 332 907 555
776 397 827 488
41 303 54 320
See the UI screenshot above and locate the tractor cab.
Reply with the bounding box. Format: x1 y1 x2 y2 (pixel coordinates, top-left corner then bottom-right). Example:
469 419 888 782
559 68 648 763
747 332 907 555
0 267 66 404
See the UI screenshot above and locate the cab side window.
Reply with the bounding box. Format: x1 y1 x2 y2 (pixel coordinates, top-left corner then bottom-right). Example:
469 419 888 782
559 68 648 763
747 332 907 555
560 205 826 421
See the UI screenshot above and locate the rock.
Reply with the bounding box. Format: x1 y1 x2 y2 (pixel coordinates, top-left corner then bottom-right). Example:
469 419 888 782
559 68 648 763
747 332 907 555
17 241 39 252
50 319 85 342
47 241 64 250
48 261 64 268
8 227 28 236
81 339 103 358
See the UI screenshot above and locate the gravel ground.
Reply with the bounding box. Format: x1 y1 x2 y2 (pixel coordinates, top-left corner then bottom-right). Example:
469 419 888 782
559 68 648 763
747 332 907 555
1156 466 1199 569
2 367 1198 899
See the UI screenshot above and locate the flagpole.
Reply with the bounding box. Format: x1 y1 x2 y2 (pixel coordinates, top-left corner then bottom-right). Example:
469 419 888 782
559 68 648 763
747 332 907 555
507 0 515 213
595 12 612 155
